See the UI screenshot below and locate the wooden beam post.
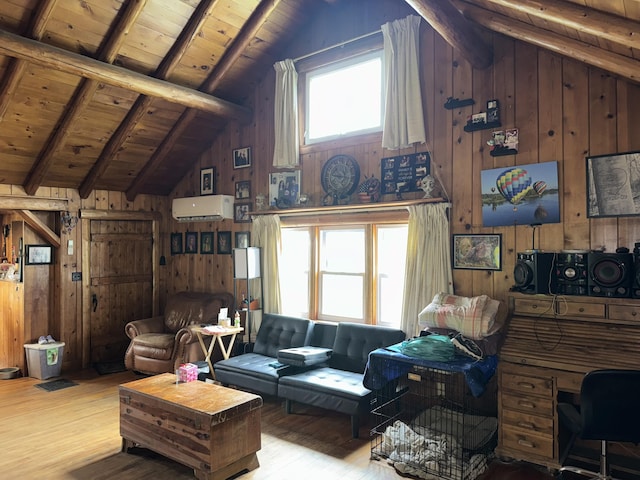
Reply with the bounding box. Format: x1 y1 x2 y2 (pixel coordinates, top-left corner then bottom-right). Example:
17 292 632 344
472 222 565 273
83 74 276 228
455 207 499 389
404 0 493 69
0 28 252 122
457 1 640 84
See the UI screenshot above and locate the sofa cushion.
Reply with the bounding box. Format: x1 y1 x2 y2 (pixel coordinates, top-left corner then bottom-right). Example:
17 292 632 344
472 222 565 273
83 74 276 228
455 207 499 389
253 313 313 357
214 353 292 396
329 323 406 373
278 367 370 401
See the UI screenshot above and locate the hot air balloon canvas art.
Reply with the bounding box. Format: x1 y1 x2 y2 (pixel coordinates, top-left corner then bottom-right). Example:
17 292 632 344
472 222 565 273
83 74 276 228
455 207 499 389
481 161 560 227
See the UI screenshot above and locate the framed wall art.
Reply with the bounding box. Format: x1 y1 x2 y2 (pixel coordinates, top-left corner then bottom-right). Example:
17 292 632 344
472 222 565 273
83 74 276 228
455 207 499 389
235 180 251 199
481 161 560 227
217 231 232 254
233 147 251 169
587 150 640 217
25 244 53 265
380 152 430 196
235 231 250 249
200 232 214 254
170 233 182 255
185 231 198 254
234 202 252 223
452 234 502 271
269 170 300 207
200 167 215 195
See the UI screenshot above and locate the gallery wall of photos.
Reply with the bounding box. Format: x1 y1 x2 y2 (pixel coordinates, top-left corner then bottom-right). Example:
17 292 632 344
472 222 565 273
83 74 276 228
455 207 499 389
170 231 250 255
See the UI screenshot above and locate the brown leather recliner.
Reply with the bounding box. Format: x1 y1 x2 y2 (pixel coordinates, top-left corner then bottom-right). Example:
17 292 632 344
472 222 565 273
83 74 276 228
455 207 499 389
124 291 234 375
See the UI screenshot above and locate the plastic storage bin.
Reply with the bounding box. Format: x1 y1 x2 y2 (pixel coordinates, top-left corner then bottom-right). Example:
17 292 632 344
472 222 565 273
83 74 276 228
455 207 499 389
24 342 65 379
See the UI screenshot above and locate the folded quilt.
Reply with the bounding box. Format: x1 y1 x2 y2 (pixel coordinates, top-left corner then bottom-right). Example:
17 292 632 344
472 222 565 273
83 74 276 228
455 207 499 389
418 293 501 340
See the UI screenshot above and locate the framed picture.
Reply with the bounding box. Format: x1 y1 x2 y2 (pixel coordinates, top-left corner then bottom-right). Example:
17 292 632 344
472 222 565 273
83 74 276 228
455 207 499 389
587 150 640 217
25 244 53 265
452 234 502 271
170 233 182 255
269 170 301 207
217 231 232 254
200 232 214 254
235 180 251 200
481 161 560 227
185 231 198 254
235 231 250 249
234 202 252 223
200 167 215 195
233 146 251 169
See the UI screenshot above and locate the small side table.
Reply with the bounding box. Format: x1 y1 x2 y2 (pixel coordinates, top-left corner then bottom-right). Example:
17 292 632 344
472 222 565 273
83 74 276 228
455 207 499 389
192 325 244 379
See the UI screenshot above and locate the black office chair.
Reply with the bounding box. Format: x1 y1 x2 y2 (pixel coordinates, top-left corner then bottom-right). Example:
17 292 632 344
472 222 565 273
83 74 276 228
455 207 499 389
557 369 640 480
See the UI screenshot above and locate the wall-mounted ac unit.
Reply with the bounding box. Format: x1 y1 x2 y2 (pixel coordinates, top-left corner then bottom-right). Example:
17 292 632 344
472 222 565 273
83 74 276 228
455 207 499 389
171 195 234 222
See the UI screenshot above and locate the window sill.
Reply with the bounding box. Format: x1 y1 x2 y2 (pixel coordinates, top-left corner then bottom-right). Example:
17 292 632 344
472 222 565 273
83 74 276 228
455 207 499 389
250 197 446 218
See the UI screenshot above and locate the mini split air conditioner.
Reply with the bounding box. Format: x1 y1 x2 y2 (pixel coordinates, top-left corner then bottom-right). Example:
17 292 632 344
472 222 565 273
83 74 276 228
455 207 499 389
171 195 234 222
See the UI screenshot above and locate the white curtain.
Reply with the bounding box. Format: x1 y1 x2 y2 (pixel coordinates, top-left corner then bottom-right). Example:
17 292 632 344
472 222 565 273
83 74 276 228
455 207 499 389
272 59 299 168
251 214 282 313
401 203 453 337
381 15 426 150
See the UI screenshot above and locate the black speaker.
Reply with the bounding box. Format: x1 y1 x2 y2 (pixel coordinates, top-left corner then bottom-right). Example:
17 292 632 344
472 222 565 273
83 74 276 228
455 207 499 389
587 252 633 298
554 251 589 296
514 252 556 294
632 243 640 299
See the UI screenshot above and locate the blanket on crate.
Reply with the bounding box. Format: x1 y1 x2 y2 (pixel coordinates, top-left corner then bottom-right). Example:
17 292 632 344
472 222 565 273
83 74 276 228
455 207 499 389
379 406 497 480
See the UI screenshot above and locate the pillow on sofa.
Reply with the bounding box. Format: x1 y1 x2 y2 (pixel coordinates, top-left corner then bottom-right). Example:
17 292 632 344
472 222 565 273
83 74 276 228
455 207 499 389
418 293 502 340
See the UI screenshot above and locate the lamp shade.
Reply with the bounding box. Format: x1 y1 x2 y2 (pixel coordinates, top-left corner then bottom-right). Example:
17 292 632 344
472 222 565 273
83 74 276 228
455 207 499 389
233 247 260 279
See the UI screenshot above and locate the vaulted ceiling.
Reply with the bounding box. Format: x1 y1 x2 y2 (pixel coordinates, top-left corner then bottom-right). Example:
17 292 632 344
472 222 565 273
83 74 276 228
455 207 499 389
0 0 638 200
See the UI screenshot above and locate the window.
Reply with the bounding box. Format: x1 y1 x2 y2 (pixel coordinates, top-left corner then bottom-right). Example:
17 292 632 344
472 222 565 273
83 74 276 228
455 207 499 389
304 50 384 145
279 223 407 328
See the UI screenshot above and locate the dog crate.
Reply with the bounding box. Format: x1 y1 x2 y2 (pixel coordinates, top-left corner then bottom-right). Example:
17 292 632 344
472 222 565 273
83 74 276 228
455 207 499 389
371 365 498 480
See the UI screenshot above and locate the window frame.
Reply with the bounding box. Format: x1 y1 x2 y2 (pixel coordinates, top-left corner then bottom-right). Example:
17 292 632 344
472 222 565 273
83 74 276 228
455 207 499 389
279 215 408 326
298 45 385 150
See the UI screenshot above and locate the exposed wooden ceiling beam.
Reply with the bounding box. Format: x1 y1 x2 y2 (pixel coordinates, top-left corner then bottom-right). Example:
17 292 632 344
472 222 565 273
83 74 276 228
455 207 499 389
0 28 252 122
456 1 640 84
79 0 222 200
24 0 149 196
474 0 640 52
0 196 67 211
0 0 58 122
404 0 493 69
17 210 60 248
126 0 284 201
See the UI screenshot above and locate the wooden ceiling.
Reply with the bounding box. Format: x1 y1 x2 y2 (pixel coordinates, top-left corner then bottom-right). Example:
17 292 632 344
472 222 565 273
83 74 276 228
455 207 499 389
0 0 638 200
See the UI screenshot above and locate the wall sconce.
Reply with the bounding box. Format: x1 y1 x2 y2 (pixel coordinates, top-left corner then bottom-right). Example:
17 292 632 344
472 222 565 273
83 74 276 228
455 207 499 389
60 210 78 234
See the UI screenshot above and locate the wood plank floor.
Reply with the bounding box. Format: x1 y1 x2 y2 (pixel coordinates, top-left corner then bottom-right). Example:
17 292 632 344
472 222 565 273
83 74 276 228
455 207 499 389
0 369 558 480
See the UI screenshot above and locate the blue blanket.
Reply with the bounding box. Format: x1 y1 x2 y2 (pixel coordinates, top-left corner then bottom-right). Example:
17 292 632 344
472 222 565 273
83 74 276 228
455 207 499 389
363 343 498 397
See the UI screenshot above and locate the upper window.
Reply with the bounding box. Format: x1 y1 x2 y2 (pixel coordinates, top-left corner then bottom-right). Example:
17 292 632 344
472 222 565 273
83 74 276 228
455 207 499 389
304 50 384 145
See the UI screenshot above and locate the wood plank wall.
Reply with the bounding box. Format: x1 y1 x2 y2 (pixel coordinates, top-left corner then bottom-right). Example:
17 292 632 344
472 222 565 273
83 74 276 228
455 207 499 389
3 0 640 373
169 1 640 310
0 184 169 372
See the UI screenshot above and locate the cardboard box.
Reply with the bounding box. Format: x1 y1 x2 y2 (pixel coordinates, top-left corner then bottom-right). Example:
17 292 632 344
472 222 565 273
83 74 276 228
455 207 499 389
178 363 198 383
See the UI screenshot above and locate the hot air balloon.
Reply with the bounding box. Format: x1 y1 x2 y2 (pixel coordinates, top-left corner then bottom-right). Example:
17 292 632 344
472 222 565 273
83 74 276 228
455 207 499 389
533 180 547 196
495 167 533 205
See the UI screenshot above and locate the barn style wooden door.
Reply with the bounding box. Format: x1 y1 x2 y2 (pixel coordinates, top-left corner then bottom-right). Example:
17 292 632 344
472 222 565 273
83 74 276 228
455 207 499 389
81 211 161 367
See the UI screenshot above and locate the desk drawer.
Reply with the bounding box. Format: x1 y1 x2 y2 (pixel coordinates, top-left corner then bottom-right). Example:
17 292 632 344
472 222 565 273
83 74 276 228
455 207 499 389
608 304 640 322
502 393 553 416
501 372 553 397
559 301 605 319
501 425 553 459
512 298 554 316
501 408 553 436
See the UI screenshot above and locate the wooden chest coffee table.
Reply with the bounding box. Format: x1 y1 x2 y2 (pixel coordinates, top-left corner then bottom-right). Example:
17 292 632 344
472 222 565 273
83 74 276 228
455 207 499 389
120 373 262 480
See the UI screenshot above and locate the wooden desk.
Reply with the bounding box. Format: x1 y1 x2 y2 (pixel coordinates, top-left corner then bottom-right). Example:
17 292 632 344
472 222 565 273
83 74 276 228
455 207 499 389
120 373 262 480
192 325 243 377
496 293 640 474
